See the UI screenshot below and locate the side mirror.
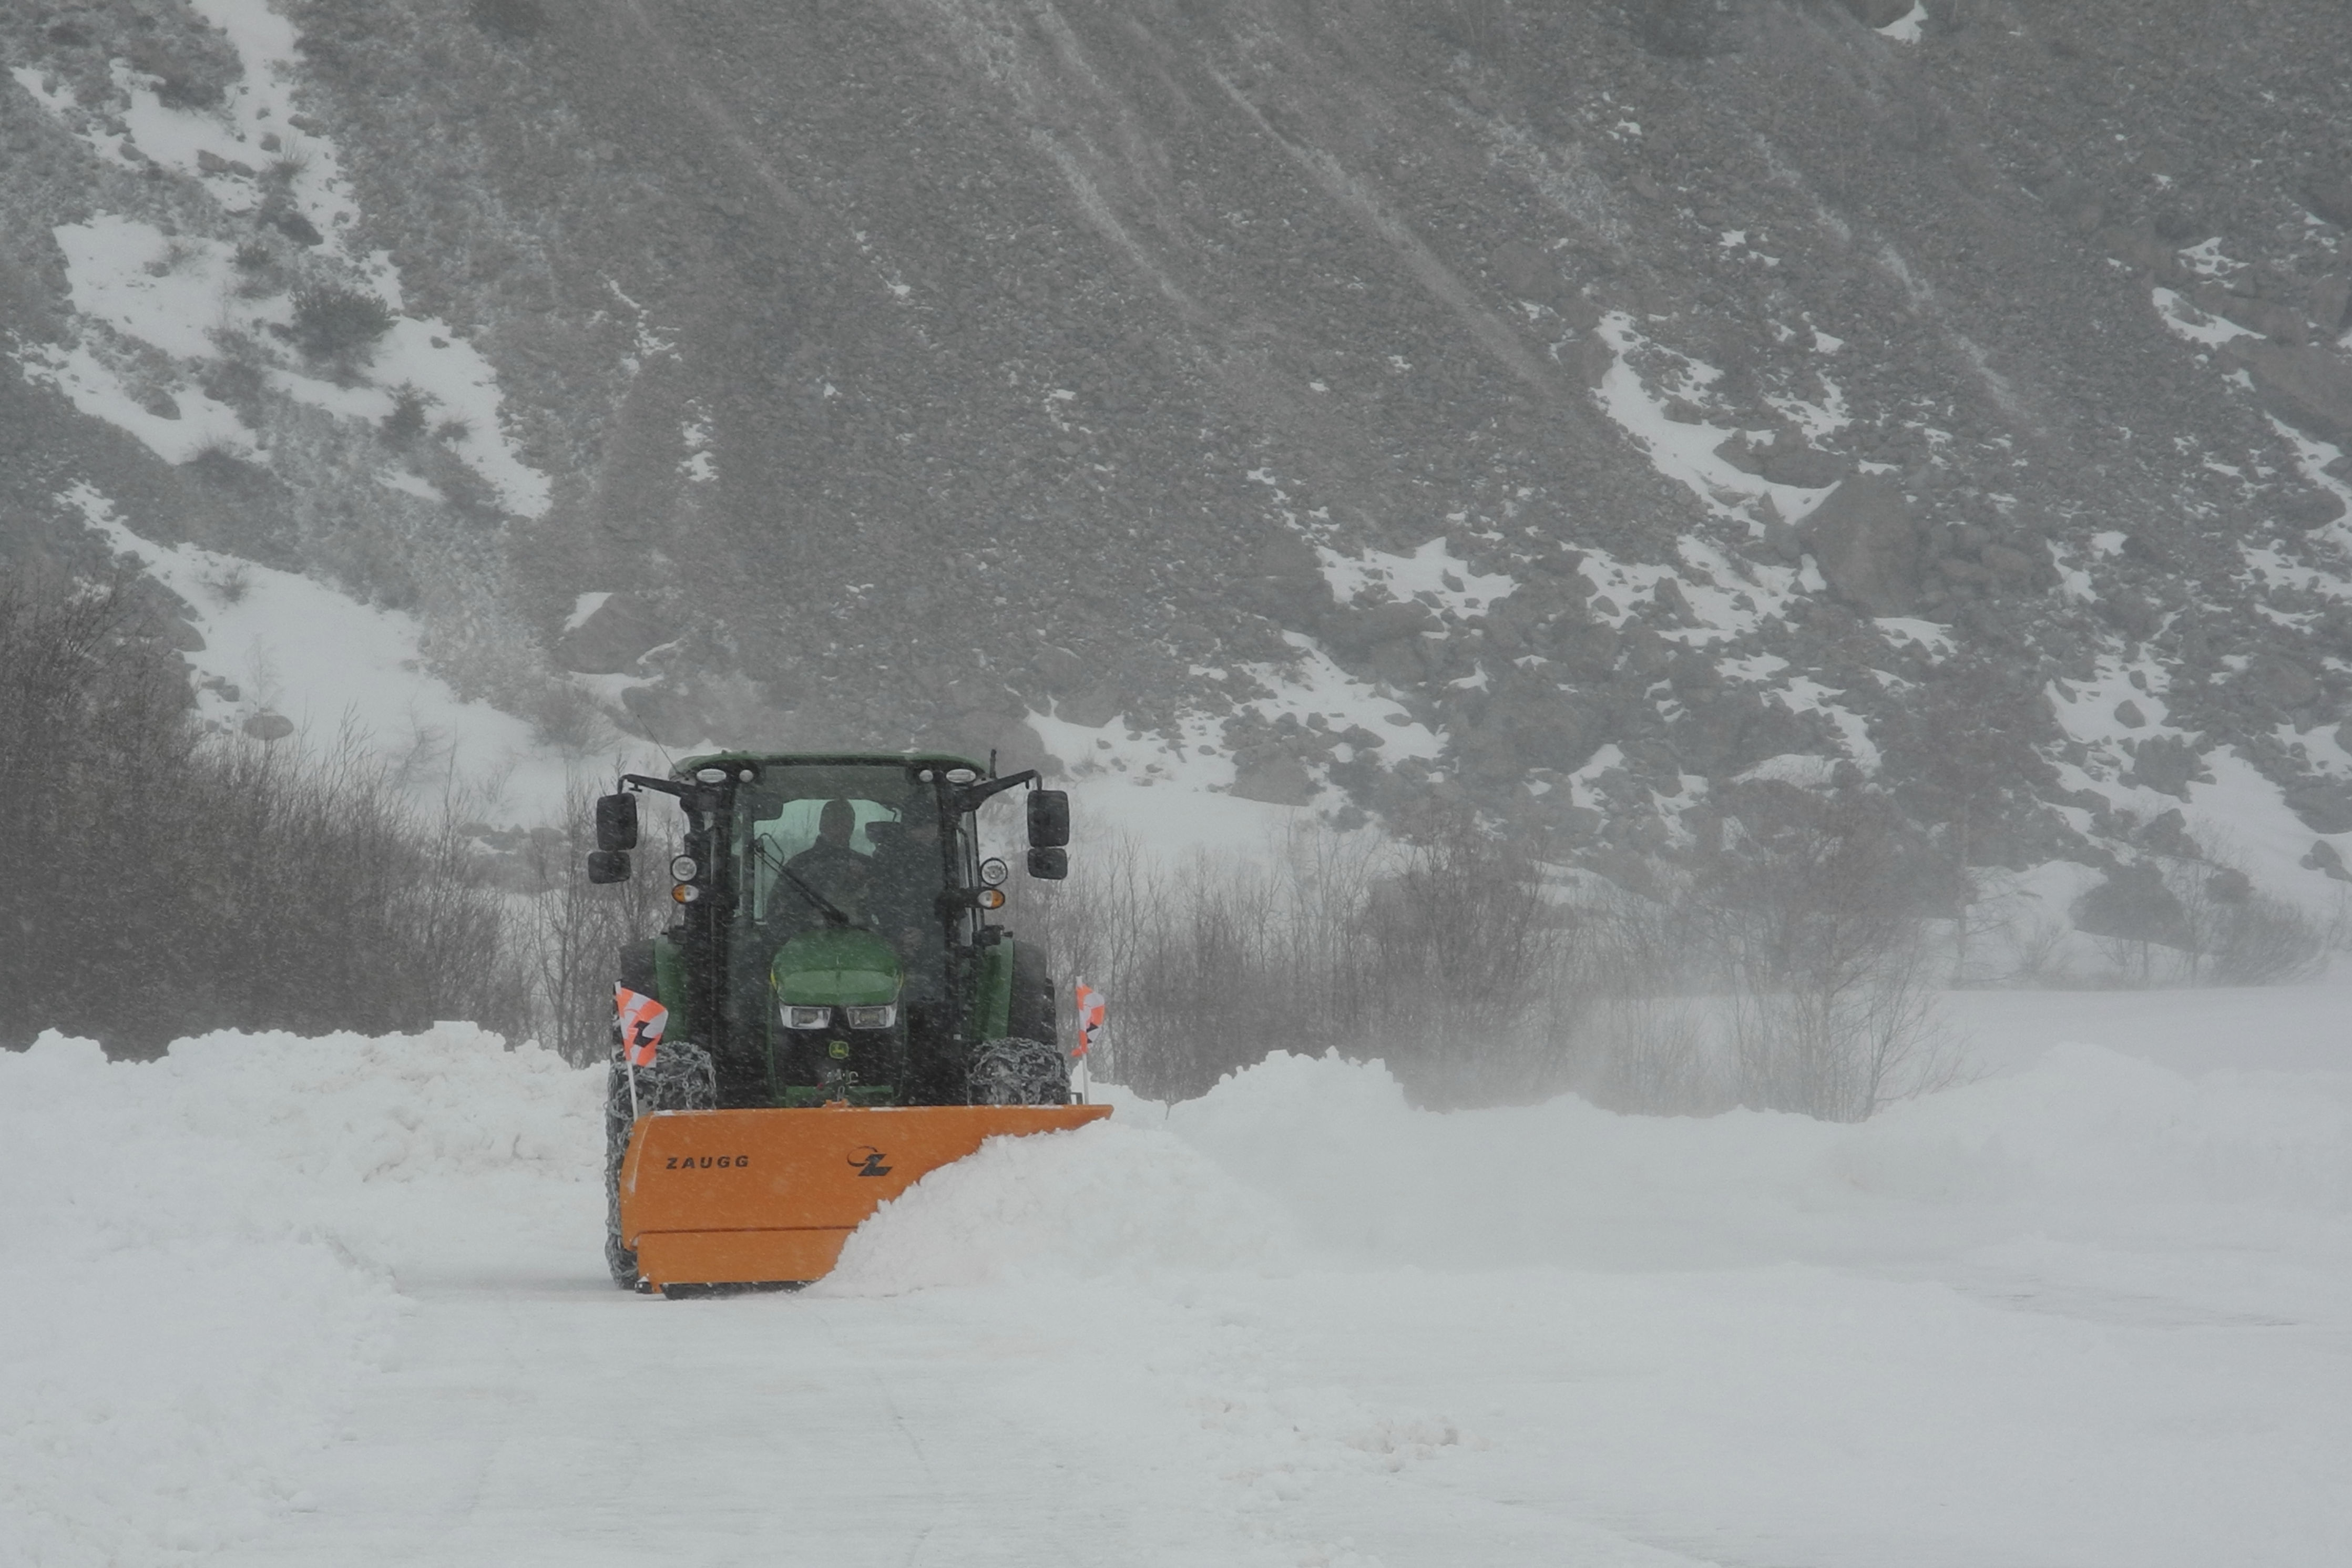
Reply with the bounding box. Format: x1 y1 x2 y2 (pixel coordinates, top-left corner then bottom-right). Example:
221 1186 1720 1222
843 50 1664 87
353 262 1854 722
1026 789 1070 849
586 849 633 884
1027 846 1068 881
595 792 639 852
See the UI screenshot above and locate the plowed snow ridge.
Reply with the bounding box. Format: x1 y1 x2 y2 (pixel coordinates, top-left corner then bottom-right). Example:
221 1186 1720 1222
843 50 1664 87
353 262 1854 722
7 1004 2350 1567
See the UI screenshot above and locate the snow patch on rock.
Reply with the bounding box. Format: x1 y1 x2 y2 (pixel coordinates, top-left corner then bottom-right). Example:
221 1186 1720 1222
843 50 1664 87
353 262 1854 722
8 3 549 515
65 483 574 814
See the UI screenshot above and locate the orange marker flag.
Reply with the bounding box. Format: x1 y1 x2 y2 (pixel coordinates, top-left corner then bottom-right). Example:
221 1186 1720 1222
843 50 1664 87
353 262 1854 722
1071 980 1106 1058
615 985 669 1068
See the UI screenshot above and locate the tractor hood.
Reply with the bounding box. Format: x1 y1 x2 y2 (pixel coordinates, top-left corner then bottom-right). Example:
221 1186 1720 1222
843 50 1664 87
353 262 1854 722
771 927 903 1008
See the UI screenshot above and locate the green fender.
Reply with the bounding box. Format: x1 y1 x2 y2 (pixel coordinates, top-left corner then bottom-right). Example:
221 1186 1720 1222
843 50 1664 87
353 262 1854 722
652 935 690 1033
973 940 1014 1040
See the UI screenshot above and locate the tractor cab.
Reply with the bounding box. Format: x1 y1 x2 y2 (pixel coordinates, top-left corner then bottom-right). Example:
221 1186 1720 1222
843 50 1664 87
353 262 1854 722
590 752 1070 1111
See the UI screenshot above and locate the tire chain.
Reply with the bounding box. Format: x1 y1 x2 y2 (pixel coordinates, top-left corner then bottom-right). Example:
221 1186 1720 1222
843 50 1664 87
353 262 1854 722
602 1036 717 1288
966 1036 1069 1106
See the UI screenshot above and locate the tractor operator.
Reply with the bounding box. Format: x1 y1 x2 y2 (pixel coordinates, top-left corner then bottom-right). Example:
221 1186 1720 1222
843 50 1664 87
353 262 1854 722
783 798 872 915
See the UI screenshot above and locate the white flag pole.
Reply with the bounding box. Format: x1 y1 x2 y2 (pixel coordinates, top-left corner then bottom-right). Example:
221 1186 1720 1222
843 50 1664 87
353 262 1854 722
618 986 642 1121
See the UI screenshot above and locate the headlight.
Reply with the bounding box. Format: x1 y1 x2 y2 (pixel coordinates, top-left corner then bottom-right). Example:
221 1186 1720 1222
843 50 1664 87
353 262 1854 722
782 1005 831 1029
844 1004 897 1030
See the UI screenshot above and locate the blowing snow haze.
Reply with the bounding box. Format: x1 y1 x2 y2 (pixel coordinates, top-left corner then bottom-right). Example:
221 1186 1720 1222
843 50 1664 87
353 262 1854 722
4 0 2352 902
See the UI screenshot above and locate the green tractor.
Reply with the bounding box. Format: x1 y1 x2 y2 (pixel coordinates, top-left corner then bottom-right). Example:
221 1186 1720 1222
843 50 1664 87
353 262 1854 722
589 752 1099 1292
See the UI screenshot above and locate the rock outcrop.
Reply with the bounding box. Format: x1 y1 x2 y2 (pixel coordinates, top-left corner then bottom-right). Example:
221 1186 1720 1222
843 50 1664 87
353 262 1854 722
1804 477 1923 618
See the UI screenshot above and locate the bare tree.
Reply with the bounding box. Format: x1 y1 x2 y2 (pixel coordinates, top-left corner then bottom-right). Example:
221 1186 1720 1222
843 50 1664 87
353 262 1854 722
1354 816 1564 1106
1699 787 1949 1121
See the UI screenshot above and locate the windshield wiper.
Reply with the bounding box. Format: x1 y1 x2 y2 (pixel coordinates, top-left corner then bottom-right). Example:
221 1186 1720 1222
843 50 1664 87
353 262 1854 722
755 838 853 928
779 865 853 928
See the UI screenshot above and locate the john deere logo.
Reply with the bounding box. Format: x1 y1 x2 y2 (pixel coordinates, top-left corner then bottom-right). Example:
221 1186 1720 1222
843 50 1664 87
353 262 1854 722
828 1039 852 1060
851 1147 892 1177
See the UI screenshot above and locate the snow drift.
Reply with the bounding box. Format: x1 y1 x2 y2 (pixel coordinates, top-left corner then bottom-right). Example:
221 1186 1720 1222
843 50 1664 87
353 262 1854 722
6 1012 2349 1565
0 1026 598 1568
834 1042 2352 1292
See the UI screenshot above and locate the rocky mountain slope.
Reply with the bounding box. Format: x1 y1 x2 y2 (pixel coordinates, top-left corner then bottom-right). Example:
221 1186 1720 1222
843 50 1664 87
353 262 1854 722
5 0 2350 910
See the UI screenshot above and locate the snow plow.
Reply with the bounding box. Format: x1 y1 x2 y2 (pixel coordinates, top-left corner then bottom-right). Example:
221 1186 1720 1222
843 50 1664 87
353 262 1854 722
588 752 1107 1294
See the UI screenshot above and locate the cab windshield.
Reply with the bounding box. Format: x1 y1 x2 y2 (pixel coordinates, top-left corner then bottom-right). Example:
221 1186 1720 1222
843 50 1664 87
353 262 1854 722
730 764 958 996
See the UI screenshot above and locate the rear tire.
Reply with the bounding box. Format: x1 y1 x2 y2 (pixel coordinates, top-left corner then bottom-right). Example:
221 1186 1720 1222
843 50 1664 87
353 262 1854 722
603 1036 717 1290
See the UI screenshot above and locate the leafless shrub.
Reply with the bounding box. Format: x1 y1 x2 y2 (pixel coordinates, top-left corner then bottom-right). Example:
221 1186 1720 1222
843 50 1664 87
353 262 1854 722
1568 995 1725 1116
1744 800 1954 1118
1024 794 1949 1121
290 283 394 363
2082 845 2328 988
2205 892 2327 985
1353 818 1564 1106
1726 940 1944 1121
383 387 430 444
0 572 533 1057
2003 915 2076 987
206 563 252 604
2155 836 2326 985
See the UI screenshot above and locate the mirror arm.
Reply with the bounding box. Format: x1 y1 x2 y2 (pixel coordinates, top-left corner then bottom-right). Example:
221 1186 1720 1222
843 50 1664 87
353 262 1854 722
620 773 694 800
621 773 721 829
952 769 1039 811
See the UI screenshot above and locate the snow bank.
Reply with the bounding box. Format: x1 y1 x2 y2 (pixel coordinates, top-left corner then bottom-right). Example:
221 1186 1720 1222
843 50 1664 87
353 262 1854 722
822 1121 1286 1295
833 1041 2352 1290
140 1023 596 1190
0 1026 599 1567
1844 1042 2352 1210
12 1008 2349 1563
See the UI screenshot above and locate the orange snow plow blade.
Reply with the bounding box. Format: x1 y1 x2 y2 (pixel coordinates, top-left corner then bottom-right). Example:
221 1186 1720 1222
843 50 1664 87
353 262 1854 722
617 1103 1111 1291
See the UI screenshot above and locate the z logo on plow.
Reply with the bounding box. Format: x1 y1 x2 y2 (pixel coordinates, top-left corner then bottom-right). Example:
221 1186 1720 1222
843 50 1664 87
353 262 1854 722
850 1147 892 1177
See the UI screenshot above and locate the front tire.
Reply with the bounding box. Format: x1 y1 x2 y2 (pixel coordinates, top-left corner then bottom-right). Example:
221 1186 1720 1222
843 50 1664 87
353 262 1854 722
966 1036 1069 1105
603 1037 716 1289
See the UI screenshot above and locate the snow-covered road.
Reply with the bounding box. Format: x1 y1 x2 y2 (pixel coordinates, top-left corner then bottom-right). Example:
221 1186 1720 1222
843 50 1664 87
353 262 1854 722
8 993 2351 1567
